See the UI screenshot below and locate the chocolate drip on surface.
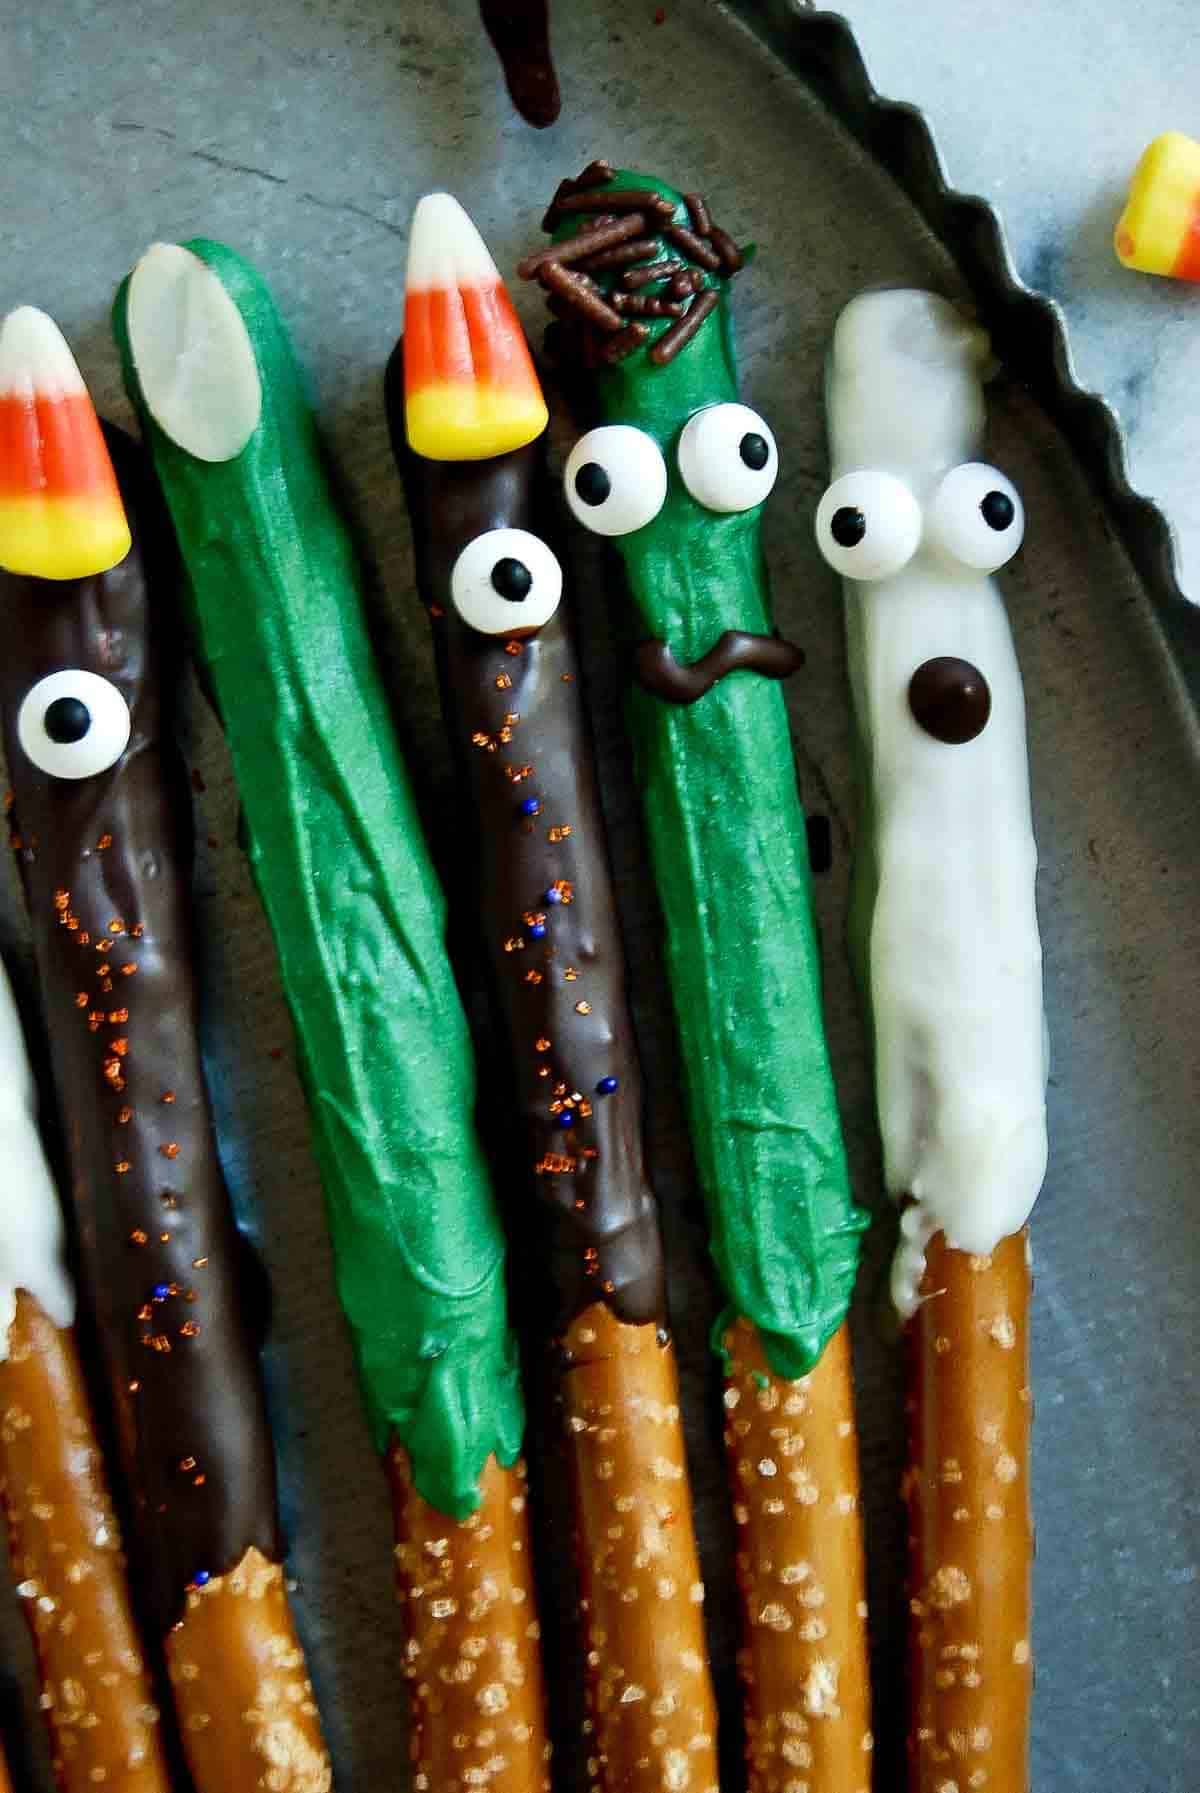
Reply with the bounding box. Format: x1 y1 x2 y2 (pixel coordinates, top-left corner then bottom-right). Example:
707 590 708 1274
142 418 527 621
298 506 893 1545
0 427 280 1636
388 350 666 1336
478 0 561 128
635 630 803 704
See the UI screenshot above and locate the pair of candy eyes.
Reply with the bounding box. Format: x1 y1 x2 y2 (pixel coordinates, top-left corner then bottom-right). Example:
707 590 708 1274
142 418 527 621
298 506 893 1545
815 463 1024 579
452 405 779 638
565 404 779 536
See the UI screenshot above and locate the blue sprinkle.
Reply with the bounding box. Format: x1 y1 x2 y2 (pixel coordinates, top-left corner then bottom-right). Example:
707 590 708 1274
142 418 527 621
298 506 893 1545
153 1283 170 1301
520 796 541 817
193 1570 211 1587
544 886 563 905
596 1076 619 1096
529 921 547 939
556 1111 575 1130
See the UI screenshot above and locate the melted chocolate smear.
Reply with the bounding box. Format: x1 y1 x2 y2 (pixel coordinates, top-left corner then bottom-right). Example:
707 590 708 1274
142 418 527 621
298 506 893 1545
479 0 561 128
635 630 803 705
908 655 992 744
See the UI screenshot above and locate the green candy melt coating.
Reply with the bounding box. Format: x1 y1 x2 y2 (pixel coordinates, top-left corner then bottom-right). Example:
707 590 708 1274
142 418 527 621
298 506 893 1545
113 240 523 1517
557 174 867 1377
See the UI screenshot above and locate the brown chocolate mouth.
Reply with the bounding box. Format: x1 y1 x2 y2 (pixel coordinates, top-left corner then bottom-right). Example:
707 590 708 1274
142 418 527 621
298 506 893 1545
634 628 803 704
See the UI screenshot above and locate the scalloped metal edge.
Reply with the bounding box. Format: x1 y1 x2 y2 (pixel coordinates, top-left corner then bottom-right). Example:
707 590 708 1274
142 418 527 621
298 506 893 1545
723 0 1200 693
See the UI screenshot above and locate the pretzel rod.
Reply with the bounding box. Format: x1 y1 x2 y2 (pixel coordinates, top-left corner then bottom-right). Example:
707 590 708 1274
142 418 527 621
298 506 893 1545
526 165 872 1789
722 1320 871 1793
904 1232 1032 1793
114 240 551 1785
0 310 329 1792
391 192 718 1793
818 291 1046 1793
389 1449 550 1793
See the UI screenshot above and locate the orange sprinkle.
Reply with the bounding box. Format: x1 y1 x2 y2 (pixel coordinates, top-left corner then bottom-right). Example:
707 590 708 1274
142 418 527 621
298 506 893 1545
524 969 543 986
110 1038 128 1056
179 1457 197 1472
76 932 90 946
161 1090 175 1104
53 889 69 911
120 962 137 976
563 967 578 981
504 936 525 953
505 641 523 657
179 1322 200 1339
575 1001 592 1015
535 1037 551 1052
117 1105 133 1124
114 1160 131 1176
129 1229 148 1246
192 1257 208 1269
74 992 88 1008
136 1304 153 1323
549 879 574 904
160 1142 180 1160
108 919 125 935
193 1474 207 1487
471 732 490 749
505 763 534 784
128 1380 140 1393
97 833 113 850
108 1007 129 1023
130 924 144 938
495 674 513 690
548 825 573 842
87 1011 103 1031
96 940 112 955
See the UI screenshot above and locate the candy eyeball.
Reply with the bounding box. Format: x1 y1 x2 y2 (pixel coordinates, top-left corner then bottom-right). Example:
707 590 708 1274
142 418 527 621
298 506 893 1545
564 426 667 536
449 528 563 637
17 670 132 780
925 463 1025 572
815 471 922 580
677 404 778 513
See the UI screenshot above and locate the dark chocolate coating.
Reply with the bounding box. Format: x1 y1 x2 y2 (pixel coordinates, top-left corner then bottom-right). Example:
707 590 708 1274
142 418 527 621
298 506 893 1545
908 655 992 744
635 630 803 704
478 0 561 128
0 427 280 1635
387 347 666 1336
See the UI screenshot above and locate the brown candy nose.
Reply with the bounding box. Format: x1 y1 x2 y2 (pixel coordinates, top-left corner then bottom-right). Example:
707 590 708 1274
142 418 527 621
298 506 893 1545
908 655 992 743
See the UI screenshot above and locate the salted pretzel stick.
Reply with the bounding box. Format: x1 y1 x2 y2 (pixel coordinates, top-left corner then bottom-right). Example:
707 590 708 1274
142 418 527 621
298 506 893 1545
818 290 1046 1792
393 192 719 1793
0 958 169 1791
526 164 873 1790
0 308 330 1793
115 239 550 1793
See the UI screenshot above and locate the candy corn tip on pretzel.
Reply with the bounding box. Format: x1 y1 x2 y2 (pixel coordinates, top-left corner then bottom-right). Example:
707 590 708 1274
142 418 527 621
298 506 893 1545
0 307 130 580
405 191 548 460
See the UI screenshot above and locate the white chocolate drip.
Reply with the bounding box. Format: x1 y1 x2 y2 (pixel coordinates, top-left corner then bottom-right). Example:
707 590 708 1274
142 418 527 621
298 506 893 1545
824 291 1047 1316
0 961 74 1351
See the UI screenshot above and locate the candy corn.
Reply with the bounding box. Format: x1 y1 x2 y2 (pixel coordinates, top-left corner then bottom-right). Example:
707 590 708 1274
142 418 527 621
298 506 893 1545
1115 131 1200 280
0 308 131 579
405 193 548 460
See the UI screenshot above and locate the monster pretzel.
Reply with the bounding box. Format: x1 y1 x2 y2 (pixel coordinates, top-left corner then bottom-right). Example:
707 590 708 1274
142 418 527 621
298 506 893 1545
817 288 1044 1793
0 306 331 1793
524 163 873 1793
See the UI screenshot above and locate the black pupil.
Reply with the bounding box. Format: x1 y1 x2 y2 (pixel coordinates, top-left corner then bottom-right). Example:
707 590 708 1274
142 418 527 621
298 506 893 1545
491 557 533 603
43 696 91 744
981 489 1015 531
831 506 867 549
739 432 769 471
575 462 612 507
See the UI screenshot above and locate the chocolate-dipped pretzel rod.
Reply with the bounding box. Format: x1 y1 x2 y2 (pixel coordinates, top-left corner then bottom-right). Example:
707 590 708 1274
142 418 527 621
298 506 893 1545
816 290 1044 1792
526 165 873 1793
0 954 170 1792
0 308 331 1793
114 239 551 1793
391 193 719 1793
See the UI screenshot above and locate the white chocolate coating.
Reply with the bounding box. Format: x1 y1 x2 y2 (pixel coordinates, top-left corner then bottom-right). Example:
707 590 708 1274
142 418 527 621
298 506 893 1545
822 290 1047 1316
0 960 74 1350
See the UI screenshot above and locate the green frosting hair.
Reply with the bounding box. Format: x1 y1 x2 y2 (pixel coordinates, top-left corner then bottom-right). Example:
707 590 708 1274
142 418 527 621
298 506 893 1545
547 172 868 1376
113 240 523 1517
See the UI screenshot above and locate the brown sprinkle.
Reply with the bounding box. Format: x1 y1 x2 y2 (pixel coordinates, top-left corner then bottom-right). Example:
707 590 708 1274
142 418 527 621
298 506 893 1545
575 236 660 273
601 321 650 363
650 289 720 365
538 262 624 332
662 222 722 270
708 225 745 272
622 258 686 290
613 294 686 318
518 213 647 279
684 192 712 235
555 188 674 219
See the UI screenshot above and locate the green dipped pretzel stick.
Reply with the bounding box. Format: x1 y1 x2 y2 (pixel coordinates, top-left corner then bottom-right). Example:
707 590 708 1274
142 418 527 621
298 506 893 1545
525 165 874 1793
114 241 551 1793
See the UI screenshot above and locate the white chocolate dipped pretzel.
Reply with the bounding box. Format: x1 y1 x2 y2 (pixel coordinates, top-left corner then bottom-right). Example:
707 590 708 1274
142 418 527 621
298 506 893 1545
817 289 1047 1315
0 959 74 1350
